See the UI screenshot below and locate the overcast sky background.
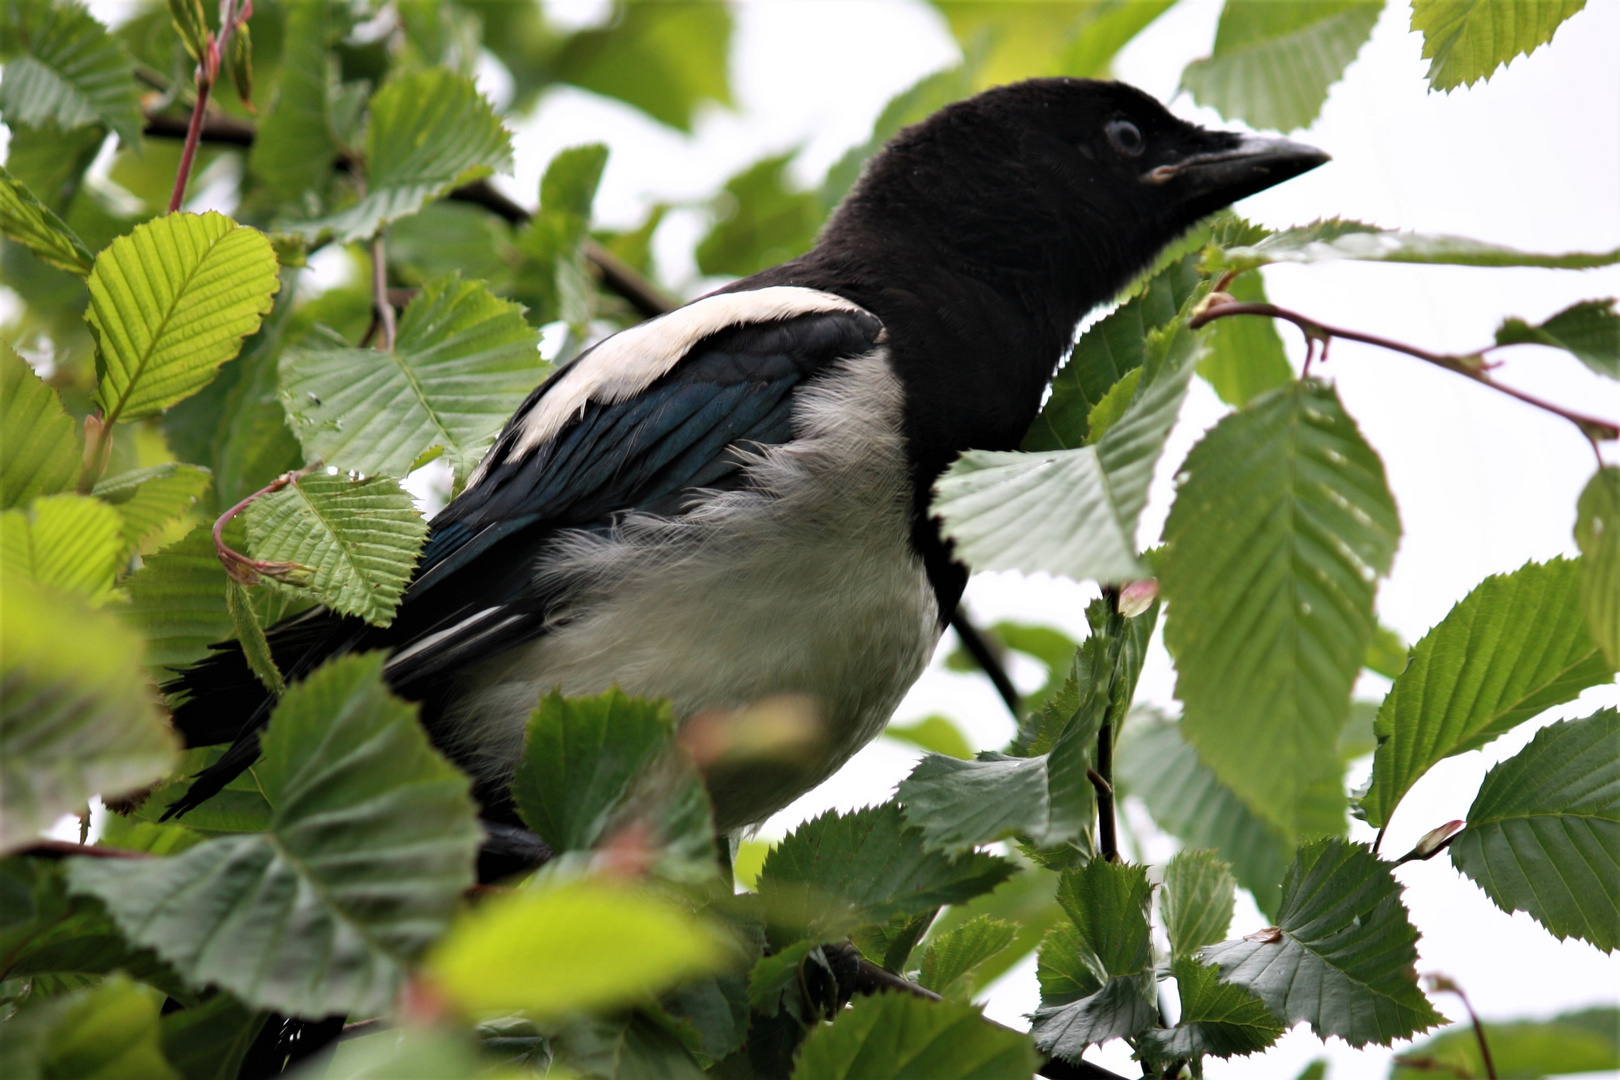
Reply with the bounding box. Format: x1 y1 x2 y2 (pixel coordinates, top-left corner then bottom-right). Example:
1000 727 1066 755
487 2 1620 1076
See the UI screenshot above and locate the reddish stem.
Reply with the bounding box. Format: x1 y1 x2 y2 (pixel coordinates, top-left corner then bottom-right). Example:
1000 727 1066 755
167 74 213 213
212 462 322 584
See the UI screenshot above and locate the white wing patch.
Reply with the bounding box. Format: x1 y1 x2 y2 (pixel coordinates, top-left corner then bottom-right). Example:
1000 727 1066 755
510 286 868 458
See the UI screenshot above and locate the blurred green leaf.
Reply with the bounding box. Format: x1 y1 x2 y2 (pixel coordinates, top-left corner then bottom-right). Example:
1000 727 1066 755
1496 297 1619 380
1411 0 1588 92
0 342 79 509
1205 839 1443 1047
165 0 208 64
88 212 281 424
249 0 343 201
0 165 94 277
0 0 142 145
158 993 264 1080
120 527 233 673
285 68 512 243
1180 0 1381 132
430 879 726 1019
1206 218 1620 274
697 153 821 278
316 1027 489 1080
932 1 1177 90
1197 270 1293 407
1575 468 1620 667
278 274 543 490
511 145 609 329
0 973 178 1080
1030 859 1157 1060
1163 380 1399 835
1392 1006 1619 1079
0 493 125 601
555 1 733 132
133 745 273 836
1356 557 1612 829
69 653 481 1016
1450 709 1620 951
93 462 212 553
1 574 177 853
1137 956 1284 1064
389 201 511 288
917 915 1018 1000
1161 849 1236 960
886 715 975 760
792 992 1038 1080
243 472 426 626
1365 622 1409 680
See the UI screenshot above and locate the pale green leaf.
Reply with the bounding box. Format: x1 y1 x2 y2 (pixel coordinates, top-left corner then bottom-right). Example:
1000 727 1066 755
1357 557 1612 829
0 493 125 600
120 526 232 673
1392 1006 1619 1079
1496 298 1620 380
87 212 281 423
1163 380 1400 834
1204 838 1444 1047
1207 218 1620 274
1575 468 1620 667
554 0 733 132
1161 849 1237 959
69 653 482 1016
1449 710 1620 951
278 274 544 489
1180 0 1381 132
0 974 178 1080
937 318 1204 583
792 992 1038 1080
243 472 427 626
93 462 212 552
0 341 78 508
1198 270 1293 406
1137 957 1284 1063
1411 0 1588 92
918 915 1019 999
0 164 94 276
932 0 1176 91
1 574 177 853
0 0 142 144
886 714 975 760
286 68 512 243
432 880 725 1019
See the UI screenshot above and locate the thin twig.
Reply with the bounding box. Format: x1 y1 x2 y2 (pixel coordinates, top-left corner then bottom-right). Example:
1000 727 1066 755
370 233 397 352
1425 975 1498 1080
212 461 323 585
10 839 150 859
168 77 214 212
1189 300 1620 445
950 608 1022 719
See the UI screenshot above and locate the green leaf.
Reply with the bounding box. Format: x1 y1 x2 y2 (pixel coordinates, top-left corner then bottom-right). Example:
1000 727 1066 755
225 578 283 693
430 879 726 1018
554 0 733 132
159 993 265 1080
286 68 512 243
1030 860 1157 1060
0 973 179 1080
0 342 79 509
1392 1006 1619 1080
1357 557 1612 829
248 0 342 200
1496 298 1619 380
897 741 1092 854
1449 710 1620 951
0 493 125 601
918 915 1019 999
1575 468 1620 667
1365 622 1409 681
509 146 608 330
87 212 281 424
756 803 1014 944
542 142 610 221
1204 838 1443 1047
1137 957 1284 1064
243 472 427 626
931 0 1176 91
1161 849 1237 960
1207 218 1620 274
513 688 675 852
696 152 822 278
94 463 212 552
1180 0 1380 132
68 653 482 1016
133 746 272 837
886 715 975 760
1411 0 1588 92
1163 380 1400 834
0 1 142 145
1 574 177 853
937 318 1205 583
1198 271 1293 406
278 274 544 489
121 527 233 673
549 1010 709 1079
0 164 94 276
792 991 1038 1080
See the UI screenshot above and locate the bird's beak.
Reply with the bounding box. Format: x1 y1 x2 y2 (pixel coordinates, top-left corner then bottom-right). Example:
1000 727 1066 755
1142 134 1330 206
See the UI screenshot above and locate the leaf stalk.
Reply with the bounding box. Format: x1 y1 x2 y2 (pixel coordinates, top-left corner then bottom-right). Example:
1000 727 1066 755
212 461 322 585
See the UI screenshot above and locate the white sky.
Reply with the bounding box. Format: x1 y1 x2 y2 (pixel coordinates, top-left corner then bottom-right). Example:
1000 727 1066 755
490 2 1619 1077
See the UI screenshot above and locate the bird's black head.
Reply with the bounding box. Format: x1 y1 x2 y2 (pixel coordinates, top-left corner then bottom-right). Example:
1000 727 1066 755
827 77 1327 309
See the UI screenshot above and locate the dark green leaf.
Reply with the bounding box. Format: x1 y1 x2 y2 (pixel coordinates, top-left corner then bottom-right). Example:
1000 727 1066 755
120 527 233 673
1161 849 1237 959
159 994 265 1080
1137 956 1283 1063
1496 298 1619 380
510 146 609 329
1357 557 1612 828
1392 1006 1619 1079
0 341 79 509
249 0 342 200
69 654 482 1016
554 1 733 132
1450 710 1620 951
0 0 142 144
1204 838 1443 1046
0 164 94 276
696 153 821 278
224 578 283 693
756 803 1014 944
918 915 1019 999
132 746 272 836
791 991 1038 1080
1163 380 1400 834
278 274 544 489
1197 270 1293 406
1575 468 1620 667
924 857 1066 997
549 1010 709 1080
1411 0 1588 92
0 973 178 1080
1180 0 1381 132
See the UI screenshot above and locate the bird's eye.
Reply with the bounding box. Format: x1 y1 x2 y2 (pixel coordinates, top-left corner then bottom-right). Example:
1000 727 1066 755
1105 119 1144 157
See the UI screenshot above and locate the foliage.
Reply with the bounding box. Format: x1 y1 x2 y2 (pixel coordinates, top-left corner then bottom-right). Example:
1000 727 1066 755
0 2 1613 1078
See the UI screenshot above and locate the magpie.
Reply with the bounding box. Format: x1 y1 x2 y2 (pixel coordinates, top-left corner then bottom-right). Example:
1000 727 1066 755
167 79 1326 837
